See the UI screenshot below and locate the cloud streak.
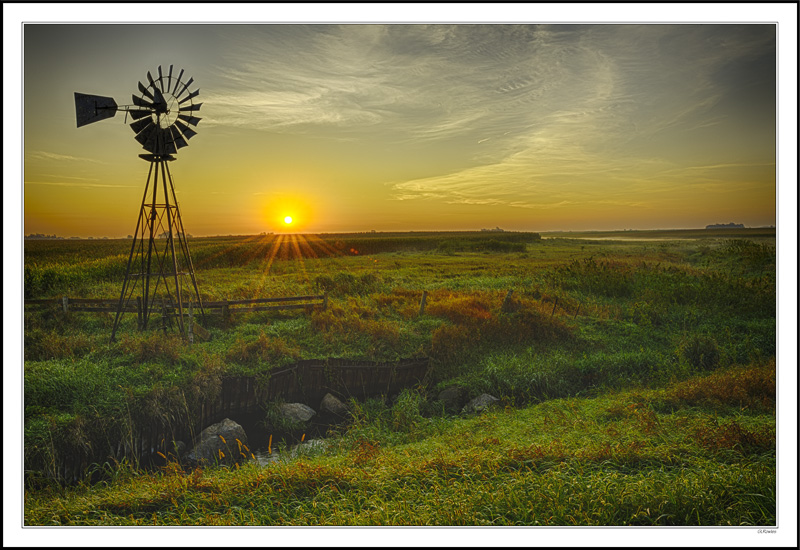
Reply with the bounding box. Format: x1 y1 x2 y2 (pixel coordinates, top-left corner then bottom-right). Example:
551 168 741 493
27 151 106 164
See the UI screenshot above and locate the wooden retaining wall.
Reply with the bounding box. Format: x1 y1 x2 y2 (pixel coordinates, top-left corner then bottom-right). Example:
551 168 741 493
41 357 430 484
199 358 431 429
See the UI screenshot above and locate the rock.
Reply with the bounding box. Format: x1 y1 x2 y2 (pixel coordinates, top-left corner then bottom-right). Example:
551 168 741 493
438 385 467 413
186 418 251 467
461 393 499 414
279 403 316 425
168 440 186 459
319 393 349 419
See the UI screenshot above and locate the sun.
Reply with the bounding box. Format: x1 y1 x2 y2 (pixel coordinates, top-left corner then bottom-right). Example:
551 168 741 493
284 216 293 225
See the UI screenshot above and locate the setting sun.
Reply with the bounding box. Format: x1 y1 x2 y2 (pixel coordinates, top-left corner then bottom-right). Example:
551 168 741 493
284 216 293 225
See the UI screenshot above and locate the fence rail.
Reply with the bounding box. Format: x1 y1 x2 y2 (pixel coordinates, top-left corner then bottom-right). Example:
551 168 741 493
24 293 328 315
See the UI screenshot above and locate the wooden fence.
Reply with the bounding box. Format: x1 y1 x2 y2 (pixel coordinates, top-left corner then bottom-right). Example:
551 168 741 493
24 293 327 317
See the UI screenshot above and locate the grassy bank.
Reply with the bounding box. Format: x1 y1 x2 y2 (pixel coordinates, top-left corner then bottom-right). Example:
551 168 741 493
24 361 775 526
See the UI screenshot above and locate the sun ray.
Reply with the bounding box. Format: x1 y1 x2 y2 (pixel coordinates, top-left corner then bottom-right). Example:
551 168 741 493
252 233 285 299
240 233 278 266
194 233 264 268
303 233 348 258
294 233 319 260
288 234 310 285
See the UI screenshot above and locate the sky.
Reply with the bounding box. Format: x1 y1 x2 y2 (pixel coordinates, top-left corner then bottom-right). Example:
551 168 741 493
14 10 787 237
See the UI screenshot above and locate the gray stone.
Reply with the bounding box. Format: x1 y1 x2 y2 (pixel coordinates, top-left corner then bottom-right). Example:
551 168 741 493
186 418 251 467
438 385 466 413
279 403 316 425
168 440 186 459
319 393 349 418
461 393 500 414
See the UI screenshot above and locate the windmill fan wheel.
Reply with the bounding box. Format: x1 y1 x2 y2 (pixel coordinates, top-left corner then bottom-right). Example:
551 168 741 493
128 64 202 156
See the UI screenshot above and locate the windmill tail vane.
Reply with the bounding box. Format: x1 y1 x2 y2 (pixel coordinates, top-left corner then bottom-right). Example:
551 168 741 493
74 64 205 342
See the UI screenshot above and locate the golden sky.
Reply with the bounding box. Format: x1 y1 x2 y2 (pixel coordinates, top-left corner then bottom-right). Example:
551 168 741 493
15 11 785 237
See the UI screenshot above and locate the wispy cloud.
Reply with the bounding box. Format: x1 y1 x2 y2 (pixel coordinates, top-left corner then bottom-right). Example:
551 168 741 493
25 181 133 189
27 151 106 164
199 24 774 211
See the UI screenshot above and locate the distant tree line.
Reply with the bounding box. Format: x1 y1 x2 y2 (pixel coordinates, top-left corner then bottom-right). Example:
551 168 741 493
706 223 745 229
25 233 64 240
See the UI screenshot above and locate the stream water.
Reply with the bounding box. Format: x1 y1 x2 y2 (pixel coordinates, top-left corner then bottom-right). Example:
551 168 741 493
252 438 329 466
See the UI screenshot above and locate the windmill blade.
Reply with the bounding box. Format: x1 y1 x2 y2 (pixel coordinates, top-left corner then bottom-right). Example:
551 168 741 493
171 127 189 149
142 126 168 154
152 86 167 112
130 117 154 135
165 126 188 151
178 89 200 104
135 123 159 149
163 126 179 155
167 64 174 93
173 119 198 140
176 76 194 99
132 94 154 108
172 68 185 94
147 71 156 88
143 132 157 153
179 103 202 112
177 114 202 127
128 109 152 120
164 138 178 156
138 81 155 102
74 93 118 127
156 127 172 155
157 65 165 91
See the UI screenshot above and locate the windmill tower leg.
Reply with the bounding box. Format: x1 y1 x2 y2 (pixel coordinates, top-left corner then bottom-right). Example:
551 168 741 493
164 161 206 321
110 162 154 342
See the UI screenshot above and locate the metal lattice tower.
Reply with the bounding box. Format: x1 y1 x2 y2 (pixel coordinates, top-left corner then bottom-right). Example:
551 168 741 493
74 65 205 341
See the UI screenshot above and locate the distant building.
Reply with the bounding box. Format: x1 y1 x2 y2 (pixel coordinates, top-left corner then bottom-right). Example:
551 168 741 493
706 222 745 229
481 227 505 233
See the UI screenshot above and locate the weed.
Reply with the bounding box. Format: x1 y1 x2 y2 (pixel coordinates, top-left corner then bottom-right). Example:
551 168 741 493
225 332 300 368
677 334 721 372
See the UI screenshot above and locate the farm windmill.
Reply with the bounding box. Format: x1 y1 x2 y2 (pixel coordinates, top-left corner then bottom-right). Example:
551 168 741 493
74 64 205 342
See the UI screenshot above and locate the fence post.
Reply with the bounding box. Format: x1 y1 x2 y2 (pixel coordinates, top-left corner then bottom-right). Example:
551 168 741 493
222 299 230 323
551 297 559 318
62 295 69 313
574 302 581 319
419 290 428 316
188 301 194 345
137 296 143 330
161 298 168 334
501 289 514 313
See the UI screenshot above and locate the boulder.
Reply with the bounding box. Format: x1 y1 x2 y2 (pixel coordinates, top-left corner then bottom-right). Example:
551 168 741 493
438 385 467 413
461 393 500 414
319 393 349 419
186 418 252 467
167 440 186 460
279 403 316 426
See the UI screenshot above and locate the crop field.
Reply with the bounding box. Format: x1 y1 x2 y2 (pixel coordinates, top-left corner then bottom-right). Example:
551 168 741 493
21 229 778 532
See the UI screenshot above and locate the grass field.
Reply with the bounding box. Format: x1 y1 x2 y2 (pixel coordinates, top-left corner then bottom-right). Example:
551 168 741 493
20 229 779 533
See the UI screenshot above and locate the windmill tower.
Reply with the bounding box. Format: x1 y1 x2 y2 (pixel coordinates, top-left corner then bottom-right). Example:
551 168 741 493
74 65 205 341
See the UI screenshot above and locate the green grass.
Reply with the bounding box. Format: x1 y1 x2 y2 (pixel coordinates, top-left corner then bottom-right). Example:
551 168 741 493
24 362 775 526
22 230 777 526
